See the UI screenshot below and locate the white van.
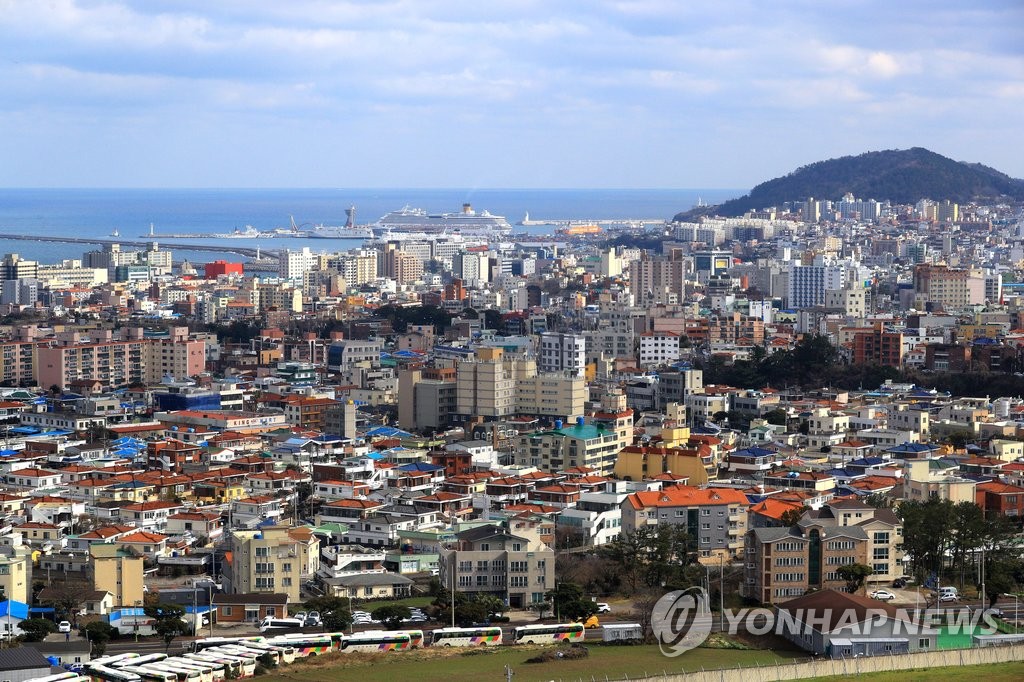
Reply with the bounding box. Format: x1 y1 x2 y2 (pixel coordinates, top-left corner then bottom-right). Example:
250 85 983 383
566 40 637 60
259 617 304 632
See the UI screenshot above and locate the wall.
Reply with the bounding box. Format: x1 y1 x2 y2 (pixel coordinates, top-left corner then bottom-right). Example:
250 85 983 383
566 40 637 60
629 644 1024 682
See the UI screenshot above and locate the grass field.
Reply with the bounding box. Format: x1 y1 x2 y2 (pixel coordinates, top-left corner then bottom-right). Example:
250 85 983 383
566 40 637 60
260 644 803 682
804 661 1024 681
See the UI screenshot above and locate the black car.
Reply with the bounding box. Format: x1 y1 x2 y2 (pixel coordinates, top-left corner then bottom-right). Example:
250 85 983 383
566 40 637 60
892 578 907 588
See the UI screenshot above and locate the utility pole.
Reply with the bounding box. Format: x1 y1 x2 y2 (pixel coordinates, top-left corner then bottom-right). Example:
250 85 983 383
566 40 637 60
208 581 214 637
450 551 456 629
719 554 725 631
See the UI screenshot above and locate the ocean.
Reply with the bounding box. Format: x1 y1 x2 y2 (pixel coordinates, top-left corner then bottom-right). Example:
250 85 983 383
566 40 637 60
0 188 742 264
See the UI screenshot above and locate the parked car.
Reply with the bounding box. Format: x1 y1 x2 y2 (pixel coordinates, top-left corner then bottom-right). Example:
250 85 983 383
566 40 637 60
596 603 612 614
58 621 72 633
892 578 907 588
869 589 896 602
938 593 960 603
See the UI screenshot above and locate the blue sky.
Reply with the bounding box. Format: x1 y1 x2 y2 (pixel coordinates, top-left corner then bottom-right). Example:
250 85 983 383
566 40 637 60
0 0 1021 189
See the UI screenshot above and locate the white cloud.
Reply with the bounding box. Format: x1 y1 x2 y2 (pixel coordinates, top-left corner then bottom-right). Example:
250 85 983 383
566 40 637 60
0 0 1021 186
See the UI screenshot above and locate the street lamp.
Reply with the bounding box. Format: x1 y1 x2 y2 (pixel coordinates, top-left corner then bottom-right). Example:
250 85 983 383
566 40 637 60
134 600 142 643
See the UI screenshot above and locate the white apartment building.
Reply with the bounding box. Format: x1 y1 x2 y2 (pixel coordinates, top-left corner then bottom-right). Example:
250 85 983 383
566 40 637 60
538 332 586 377
279 247 319 281
639 332 681 367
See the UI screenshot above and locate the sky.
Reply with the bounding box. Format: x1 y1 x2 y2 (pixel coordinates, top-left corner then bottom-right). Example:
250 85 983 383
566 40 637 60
0 0 1022 189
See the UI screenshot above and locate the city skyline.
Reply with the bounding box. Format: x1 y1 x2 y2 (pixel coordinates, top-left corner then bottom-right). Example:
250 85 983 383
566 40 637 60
0 0 1022 189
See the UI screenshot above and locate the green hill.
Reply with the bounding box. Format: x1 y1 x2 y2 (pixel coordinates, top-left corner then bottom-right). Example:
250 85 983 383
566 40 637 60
676 148 1024 220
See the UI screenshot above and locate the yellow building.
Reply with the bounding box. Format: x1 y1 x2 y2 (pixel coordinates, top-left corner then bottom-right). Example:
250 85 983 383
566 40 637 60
90 544 145 608
614 445 711 485
224 526 320 604
0 533 32 604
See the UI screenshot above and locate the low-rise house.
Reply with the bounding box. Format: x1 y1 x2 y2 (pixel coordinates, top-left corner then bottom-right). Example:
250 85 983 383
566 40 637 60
776 589 937 657
976 480 1024 518
66 524 139 552
315 498 386 525
117 530 170 559
12 521 64 549
555 480 632 546
4 467 63 490
120 500 184 532
213 593 289 624
230 496 285 527
165 511 224 544
323 572 414 601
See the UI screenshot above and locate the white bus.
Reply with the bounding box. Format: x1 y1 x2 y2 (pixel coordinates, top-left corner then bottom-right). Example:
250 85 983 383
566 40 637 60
197 650 256 678
233 640 296 664
84 665 143 682
116 667 176 682
512 623 585 645
189 636 263 653
112 655 168 669
430 626 504 648
339 631 412 653
26 674 84 682
217 643 289 666
90 655 142 668
163 659 223 682
264 634 333 656
183 653 245 679
137 663 202 682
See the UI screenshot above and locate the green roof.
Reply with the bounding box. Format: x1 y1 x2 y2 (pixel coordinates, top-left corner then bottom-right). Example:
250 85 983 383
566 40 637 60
532 424 604 440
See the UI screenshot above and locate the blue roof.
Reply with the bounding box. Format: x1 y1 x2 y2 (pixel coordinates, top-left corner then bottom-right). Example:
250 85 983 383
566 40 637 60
397 462 443 472
731 446 776 458
887 442 938 454
365 426 413 439
0 600 29 619
847 456 886 466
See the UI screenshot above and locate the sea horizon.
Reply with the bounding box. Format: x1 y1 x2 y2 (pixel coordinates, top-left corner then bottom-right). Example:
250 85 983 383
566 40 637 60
0 187 745 264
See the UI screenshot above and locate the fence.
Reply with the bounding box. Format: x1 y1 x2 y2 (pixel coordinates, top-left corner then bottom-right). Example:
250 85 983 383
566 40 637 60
614 643 1024 682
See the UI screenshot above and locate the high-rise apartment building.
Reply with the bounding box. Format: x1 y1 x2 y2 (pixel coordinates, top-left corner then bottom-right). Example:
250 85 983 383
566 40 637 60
788 264 847 309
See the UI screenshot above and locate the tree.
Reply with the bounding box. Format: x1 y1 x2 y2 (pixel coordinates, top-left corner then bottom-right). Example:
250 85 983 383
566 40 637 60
529 600 552 620
144 602 188 652
371 604 412 629
601 525 696 591
779 506 809 528
18 617 56 642
836 564 874 594
984 556 1024 608
545 582 598 622
304 595 353 632
82 621 115 656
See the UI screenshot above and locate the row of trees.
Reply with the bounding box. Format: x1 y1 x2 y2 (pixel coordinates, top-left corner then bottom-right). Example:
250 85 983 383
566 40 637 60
898 496 1023 605
701 333 1024 396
